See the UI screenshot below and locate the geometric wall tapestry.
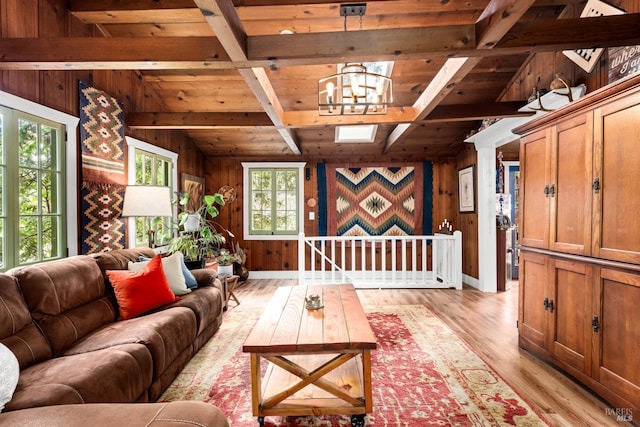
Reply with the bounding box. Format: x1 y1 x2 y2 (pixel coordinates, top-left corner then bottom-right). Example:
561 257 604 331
324 163 425 236
79 81 126 254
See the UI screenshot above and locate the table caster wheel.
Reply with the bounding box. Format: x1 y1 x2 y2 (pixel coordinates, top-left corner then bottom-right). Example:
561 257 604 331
351 414 365 427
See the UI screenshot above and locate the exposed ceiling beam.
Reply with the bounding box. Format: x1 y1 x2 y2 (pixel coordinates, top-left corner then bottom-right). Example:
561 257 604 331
126 112 273 129
194 0 301 155
383 0 540 153
2 14 640 70
126 102 530 129
69 0 197 12
248 25 476 61
283 107 417 127
424 101 533 123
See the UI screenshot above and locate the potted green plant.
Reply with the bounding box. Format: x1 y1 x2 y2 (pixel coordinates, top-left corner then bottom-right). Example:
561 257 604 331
216 250 237 277
167 193 227 269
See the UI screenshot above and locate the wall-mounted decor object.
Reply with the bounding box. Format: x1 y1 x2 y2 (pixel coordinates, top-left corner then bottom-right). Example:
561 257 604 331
218 185 237 204
181 174 205 212
608 45 640 84
323 163 427 236
563 0 623 73
458 165 475 213
79 81 126 254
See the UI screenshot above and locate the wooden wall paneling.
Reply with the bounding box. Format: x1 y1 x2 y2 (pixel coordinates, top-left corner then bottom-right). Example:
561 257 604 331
432 159 457 231
1 0 39 101
455 144 479 280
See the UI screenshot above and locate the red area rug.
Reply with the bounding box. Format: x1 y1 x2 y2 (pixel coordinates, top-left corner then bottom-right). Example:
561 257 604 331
160 305 549 426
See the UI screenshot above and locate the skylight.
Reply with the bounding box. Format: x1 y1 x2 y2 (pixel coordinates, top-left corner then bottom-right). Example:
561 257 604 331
335 125 378 143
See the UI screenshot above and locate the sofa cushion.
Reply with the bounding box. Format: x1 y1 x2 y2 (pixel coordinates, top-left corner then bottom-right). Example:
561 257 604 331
91 247 156 273
0 401 230 427
107 255 180 320
5 343 153 411
169 286 224 336
8 257 116 357
0 274 52 370
129 252 191 296
62 307 197 379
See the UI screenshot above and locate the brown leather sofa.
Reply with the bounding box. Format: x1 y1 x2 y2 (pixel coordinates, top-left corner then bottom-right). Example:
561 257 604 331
0 248 228 426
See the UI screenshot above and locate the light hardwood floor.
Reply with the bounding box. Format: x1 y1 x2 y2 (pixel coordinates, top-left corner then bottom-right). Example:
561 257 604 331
229 279 631 427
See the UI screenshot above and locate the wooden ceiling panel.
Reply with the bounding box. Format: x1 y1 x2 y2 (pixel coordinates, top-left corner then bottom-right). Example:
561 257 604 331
189 127 290 156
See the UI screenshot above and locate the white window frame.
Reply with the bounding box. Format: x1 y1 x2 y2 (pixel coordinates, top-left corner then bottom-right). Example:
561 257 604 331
126 136 178 248
242 162 306 241
0 90 79 257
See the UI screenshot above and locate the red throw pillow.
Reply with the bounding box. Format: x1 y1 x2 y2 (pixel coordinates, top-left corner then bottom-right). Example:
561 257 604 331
106 254 179 320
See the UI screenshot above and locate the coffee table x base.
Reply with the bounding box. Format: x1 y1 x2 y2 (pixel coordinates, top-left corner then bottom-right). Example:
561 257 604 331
251 350 371 427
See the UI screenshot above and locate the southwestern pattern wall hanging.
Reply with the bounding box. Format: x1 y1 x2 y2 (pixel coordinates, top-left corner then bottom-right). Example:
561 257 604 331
79 81 126 254
324 163 428 236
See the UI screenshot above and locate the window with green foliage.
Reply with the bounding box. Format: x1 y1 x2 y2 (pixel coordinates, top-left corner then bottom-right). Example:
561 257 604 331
126 137 177 248
242 162 305 240
0 107 66 270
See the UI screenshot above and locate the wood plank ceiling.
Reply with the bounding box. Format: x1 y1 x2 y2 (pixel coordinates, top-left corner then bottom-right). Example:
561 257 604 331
13 0 640 160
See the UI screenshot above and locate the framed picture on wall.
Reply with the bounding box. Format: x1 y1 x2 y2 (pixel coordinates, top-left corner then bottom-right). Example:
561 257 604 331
458 165 475 213
181 173 205 213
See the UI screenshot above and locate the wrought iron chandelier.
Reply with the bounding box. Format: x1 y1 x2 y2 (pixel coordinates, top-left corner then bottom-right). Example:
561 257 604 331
318 63 393 115
317 4 393 116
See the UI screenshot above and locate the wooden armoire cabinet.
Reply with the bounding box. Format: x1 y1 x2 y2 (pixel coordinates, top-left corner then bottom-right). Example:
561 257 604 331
515 74 640 414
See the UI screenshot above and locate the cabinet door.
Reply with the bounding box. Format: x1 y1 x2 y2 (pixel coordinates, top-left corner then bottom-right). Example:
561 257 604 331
593 268 640 411
519 251 549 352
549 114 593 255
593 94 640 263
520 130 551 248
549 259 593 376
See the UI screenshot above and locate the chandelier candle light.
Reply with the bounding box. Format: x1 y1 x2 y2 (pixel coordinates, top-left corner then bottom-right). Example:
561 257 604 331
318 63 393 115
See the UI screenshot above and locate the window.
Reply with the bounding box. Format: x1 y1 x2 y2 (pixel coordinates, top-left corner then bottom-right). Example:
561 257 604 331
0 107 67 270
126 137 177 248
242 162 305 240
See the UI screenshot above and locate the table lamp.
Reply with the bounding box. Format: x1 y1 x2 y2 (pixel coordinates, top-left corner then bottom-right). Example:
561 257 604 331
122 185 173 248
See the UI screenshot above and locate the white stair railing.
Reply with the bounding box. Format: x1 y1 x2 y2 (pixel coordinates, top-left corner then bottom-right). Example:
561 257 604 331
298 232 462 289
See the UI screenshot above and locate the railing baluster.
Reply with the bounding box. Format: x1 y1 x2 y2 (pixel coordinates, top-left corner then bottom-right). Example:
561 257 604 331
422 238 427 285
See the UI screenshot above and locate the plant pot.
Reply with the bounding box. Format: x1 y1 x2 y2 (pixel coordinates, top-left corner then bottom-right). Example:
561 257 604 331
183 213 201 232
235 264 249 281
184 259 205 270
218 264 234 277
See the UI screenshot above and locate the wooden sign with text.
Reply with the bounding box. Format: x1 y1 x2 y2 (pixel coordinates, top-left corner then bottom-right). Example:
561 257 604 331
608 46 640 84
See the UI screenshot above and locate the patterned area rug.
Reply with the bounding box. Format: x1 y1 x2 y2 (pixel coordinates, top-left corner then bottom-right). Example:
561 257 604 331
160 305 549 426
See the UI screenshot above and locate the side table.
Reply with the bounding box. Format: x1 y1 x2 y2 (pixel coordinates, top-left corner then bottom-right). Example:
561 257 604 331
220 274 240 310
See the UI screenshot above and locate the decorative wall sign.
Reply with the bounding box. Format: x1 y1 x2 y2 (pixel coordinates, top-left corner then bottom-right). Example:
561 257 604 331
181 174 205 212
563 0 623 73
458 165 475 213
608 45 640 84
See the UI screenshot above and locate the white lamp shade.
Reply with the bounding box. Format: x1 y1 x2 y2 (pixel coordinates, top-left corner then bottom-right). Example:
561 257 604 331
122 185 173 217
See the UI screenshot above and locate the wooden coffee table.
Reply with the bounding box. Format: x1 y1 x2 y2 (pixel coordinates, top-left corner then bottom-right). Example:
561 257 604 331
242 284 376 427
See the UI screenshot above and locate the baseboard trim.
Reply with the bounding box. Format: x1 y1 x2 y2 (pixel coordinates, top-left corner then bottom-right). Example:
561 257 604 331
246 270 299 280
463 274 479 290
